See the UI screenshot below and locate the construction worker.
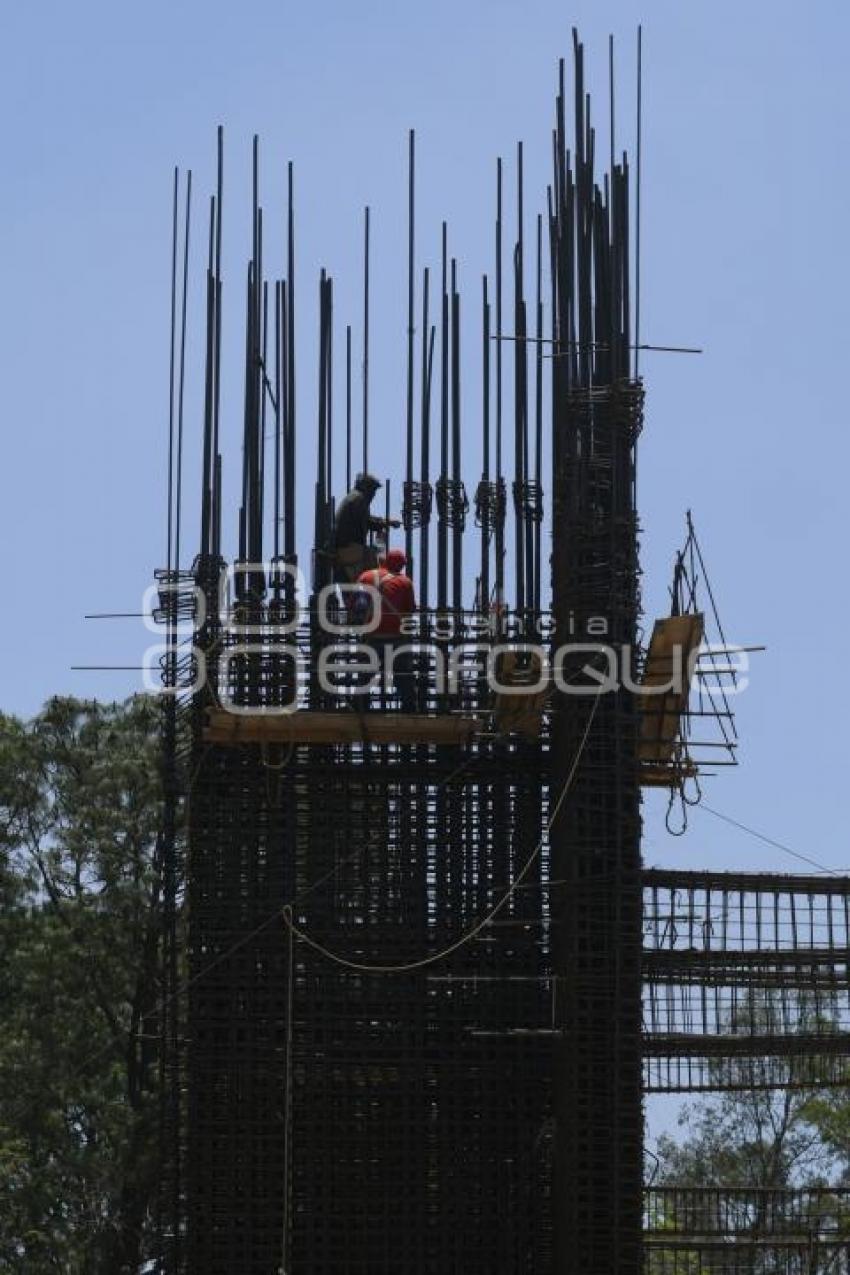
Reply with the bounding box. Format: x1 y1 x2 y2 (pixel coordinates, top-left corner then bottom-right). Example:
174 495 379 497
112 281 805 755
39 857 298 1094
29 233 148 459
333 473 400 584
357 548 417 712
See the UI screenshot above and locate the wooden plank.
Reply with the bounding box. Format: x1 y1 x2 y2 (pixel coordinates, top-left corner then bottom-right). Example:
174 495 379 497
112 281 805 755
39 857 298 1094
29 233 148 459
637 613 703 764
640 762 697 789
203 708 483 747
493 649 549 739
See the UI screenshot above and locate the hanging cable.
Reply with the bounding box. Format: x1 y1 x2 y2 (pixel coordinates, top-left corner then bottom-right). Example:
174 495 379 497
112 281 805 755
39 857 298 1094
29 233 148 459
699 803 845 878
281 696 599 973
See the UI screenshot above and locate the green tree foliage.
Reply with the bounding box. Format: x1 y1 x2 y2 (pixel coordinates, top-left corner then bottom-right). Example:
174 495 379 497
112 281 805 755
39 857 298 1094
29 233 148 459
6 693 850 1271
650 1081 850 1273
655 1086 836 1189
0 696 165 1273
653 998 850 1192
799 1091 850 1184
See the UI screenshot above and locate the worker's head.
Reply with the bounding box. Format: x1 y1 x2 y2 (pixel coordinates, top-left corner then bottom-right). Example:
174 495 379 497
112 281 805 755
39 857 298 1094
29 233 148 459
383 547 407 574
354 471 382 499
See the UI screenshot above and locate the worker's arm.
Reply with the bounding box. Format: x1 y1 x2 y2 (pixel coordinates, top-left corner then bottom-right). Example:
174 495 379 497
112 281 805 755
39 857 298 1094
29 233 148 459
367 514 402 531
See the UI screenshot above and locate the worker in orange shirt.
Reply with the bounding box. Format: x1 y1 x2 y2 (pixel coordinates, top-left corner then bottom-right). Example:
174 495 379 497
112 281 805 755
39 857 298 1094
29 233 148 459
357 548 417 711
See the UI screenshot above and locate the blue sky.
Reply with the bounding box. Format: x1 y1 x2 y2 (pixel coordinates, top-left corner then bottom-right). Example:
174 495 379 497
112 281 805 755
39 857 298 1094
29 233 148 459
0 0 848 895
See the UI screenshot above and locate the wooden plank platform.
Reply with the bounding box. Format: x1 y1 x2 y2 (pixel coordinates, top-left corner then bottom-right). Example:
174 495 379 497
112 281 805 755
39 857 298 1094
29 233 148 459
636 612 703 787
640 762 698 788
637 612 703 765
203 708 484 746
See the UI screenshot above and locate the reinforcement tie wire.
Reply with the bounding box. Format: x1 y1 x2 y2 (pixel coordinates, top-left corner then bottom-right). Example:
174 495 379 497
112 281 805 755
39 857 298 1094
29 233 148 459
16 712 582 1133
281 696 599 973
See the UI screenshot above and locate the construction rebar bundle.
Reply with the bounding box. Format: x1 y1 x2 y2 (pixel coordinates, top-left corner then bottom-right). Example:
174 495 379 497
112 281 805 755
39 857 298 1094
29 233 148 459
149 29 850 1275
544 29 644 1275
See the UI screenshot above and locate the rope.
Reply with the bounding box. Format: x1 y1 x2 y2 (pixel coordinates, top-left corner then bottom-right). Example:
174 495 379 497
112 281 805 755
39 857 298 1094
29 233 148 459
281 696 599 974
664 785 687 837
10 701 555 1133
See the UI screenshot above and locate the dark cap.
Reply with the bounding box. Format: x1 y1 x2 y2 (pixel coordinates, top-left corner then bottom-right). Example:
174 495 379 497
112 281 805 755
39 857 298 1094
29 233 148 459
355 471 382 493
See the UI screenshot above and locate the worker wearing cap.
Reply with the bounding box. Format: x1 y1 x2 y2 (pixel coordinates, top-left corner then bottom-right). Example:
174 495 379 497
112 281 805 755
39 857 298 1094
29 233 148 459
358 548 417 712
333 472 400 583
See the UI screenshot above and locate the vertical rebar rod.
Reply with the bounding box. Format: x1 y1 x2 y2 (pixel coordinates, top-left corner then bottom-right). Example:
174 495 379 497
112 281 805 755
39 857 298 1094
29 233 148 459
481 274 491 611
362 205 370 474
419 267 431 618
609 35 616 185
286 162 296 566
161 169 180 1262
346 324 352 492
514 141 526 615
609 36 619 383
495 159 504 609
437 223 448 612
635 25 643 380
451 257 462 613
212 126 223 557
534 212 543 617
254 189 264 567
260 277 268 555
280 278 289 564
175 170 191 576
312 279 326 586
327 276 333 518
167 168 179 576
274 281 281 562
201 203 215 561
405 130 415 566
238 263 251 567
315 271 328 578
251 140 259 565
622 155 631 368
